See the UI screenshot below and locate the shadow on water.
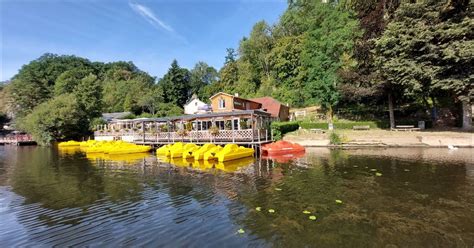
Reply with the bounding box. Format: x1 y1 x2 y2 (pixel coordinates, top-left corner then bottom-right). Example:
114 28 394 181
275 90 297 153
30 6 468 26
0 146 472 247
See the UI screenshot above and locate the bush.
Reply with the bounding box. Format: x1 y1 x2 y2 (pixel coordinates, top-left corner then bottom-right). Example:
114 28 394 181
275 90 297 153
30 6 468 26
299 121 389 130
271 121 300 140
329 132 342 145
299 122 328 129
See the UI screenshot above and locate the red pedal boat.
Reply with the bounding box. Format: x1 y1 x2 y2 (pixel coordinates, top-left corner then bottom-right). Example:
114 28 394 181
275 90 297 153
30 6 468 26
262 141 305 156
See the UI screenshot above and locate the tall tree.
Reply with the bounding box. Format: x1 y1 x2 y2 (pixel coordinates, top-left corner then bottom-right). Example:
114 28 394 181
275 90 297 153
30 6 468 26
374 0 473 129
301 1 362 119
219 49 239 93
189 62 218 99
159 60 190 107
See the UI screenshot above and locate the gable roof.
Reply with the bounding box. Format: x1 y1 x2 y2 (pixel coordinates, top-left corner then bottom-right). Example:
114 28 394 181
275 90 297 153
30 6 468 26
250 97 286 118
209 92 262 106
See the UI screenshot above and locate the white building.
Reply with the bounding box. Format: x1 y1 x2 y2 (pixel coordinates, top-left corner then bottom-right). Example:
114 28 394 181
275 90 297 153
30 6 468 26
184 94 210 115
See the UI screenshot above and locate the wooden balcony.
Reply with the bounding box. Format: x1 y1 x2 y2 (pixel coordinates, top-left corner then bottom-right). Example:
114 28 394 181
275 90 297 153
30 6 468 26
94 128 270 145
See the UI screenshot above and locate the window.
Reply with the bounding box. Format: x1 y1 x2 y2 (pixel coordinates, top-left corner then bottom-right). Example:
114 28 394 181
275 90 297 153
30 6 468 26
218 98 226 109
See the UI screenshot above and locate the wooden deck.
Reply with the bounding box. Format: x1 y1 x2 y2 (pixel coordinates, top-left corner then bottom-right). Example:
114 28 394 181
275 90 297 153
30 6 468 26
0 134 36 146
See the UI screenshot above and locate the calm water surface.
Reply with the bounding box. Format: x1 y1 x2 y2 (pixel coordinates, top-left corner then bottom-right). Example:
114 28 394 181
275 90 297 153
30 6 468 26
0 146 473 247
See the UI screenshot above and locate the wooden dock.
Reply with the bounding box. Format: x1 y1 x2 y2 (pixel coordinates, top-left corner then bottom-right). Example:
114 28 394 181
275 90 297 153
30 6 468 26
0 134 36 146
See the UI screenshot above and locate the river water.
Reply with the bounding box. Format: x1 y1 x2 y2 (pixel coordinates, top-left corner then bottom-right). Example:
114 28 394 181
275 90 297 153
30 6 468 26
0 146 473 247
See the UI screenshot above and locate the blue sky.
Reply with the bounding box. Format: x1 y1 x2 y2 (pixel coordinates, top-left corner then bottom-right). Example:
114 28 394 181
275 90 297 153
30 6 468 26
0 0 287 81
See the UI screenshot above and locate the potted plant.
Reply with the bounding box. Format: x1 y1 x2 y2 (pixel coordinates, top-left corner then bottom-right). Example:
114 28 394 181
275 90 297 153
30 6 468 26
209 125 219 136
224 120 232 130
177 129 187 137
160 125 169 132
240 119 248 129
185 122 193 132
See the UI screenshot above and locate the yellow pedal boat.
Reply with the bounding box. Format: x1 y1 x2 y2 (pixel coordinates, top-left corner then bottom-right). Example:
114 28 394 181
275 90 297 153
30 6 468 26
203 145 223 160
156 144 172 156
107 145 151 155
182 145 201 159
170 143 197 158
193 143 216 160
58 140 81 147
216 144 254 162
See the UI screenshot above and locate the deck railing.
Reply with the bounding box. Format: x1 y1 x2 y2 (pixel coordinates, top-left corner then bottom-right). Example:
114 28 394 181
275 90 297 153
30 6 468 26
94 129 270 143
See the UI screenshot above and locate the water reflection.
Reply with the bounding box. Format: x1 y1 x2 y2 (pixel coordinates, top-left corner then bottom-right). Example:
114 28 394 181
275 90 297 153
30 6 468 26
0 146 472 247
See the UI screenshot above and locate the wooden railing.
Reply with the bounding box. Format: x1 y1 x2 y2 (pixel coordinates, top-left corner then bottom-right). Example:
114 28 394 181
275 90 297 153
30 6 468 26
0 134 35 144
94 129 270 143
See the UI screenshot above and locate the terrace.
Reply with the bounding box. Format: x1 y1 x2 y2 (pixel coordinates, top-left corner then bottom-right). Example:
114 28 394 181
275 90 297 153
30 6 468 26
94 110 273 146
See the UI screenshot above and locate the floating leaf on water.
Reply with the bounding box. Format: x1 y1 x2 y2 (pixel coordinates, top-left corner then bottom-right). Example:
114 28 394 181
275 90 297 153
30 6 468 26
268 209 275 213
375 172 382 177
343 171 348 174
404 169 410 172
255 207 261 211
370 169 377 172
353 165 358 168
309 215 317 220
335 200 343 204
237 228 245 234
303 210 311 214
275 188 282 191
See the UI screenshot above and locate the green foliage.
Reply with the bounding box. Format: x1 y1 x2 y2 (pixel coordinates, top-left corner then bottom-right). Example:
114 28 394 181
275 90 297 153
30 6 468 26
155 103 183 117
373 0 473 128
9 54 94 116
271 121 300 140
302 1 362 112
120 113 136 119
18 94 87 145
189 62 218 99
159 60 190 107
329 132 342 145
299 122 328 130
90 117 106 130
299 121 389 129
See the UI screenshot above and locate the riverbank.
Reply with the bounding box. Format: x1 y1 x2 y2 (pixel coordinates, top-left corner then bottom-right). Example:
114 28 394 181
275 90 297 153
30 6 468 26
283 129 474 147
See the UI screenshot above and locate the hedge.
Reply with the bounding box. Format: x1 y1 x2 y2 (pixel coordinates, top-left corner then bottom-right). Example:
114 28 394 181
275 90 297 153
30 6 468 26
299 121 389 129
271 121 300 140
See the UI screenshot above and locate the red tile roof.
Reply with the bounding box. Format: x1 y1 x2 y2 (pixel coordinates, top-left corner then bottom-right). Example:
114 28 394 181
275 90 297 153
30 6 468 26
250 97 284 118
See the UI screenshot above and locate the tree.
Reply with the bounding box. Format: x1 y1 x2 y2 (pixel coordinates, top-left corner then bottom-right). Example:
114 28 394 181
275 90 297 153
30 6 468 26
159 60 190 107
8 54 93 116
189 62 218 99
374 0 473 129
54 68 94 95
18 94 88 145
219 48 239 93
301 1 362 119
74 74 103 120
137 86 164 115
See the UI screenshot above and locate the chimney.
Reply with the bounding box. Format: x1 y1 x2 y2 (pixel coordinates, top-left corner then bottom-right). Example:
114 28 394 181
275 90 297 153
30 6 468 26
234 93 239 97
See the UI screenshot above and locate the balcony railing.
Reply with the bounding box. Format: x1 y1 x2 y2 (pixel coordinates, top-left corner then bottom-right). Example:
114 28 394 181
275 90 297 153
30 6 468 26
94 129 270 143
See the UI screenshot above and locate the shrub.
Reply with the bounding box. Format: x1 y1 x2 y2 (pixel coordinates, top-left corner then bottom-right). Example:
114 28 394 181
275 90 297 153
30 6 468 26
299 121 390 130
271 121 300 140
299 122 328 129
329 132 342 145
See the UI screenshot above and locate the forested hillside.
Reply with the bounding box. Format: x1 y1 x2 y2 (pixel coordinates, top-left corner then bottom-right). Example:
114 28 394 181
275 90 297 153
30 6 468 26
0 0 471 144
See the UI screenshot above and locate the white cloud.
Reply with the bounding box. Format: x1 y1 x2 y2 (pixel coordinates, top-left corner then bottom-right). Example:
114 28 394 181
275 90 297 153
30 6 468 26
129 2 173 32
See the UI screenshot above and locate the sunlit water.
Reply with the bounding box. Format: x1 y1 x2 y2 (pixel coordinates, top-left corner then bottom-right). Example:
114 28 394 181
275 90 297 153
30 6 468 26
0 146 473 247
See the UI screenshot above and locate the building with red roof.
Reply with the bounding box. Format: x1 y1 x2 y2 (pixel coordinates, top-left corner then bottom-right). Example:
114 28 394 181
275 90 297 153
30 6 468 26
250 97 290 121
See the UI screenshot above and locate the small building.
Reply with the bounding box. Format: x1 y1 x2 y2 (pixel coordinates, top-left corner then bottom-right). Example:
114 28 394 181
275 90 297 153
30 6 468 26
209 92 261 113
184 94 210 115
250 97 290 121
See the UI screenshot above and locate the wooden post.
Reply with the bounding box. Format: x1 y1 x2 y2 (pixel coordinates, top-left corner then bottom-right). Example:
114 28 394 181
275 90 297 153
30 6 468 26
232 117 235 143
142 121 145 143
